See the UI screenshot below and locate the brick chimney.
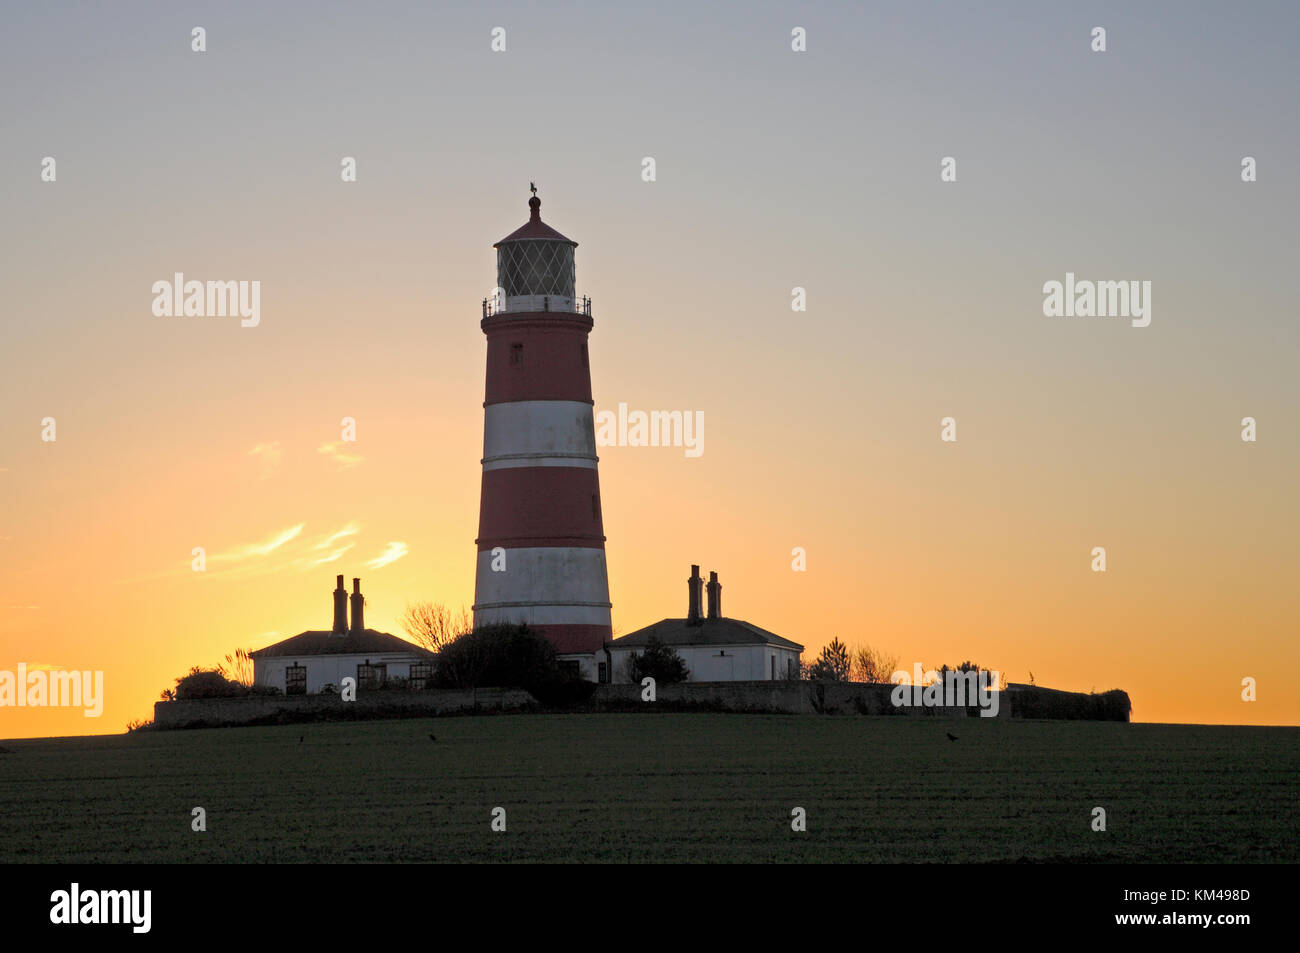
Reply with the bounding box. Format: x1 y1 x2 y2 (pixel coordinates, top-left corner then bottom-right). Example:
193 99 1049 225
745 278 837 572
687 565 704 626
350 578 365 633
706 571 722 620
332 574 348 635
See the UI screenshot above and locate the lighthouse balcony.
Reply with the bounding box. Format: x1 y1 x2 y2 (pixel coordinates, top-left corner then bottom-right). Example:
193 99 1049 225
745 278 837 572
483 294 592 318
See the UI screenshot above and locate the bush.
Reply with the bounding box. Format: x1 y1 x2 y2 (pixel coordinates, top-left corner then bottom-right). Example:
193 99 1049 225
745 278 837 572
530 673 597 707
172 667 248 700
1010 686 1131 721
433 623 589 704
624 635 689 685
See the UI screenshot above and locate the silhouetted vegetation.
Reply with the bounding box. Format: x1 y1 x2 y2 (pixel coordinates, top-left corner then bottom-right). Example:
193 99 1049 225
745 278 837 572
804 638 852 681
1009 685 1131 721
401 601 472 653
166 665 281 700
851 644 900 683
433 623 592 705
623 635 689 685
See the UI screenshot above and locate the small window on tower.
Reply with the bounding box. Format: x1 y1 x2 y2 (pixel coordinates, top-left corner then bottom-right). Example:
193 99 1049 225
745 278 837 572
581 342 588 367
591 493 599 519
510 342 524 365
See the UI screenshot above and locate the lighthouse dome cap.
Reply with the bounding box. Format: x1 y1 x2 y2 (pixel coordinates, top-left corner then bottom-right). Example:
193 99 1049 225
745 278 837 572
494 193 577 248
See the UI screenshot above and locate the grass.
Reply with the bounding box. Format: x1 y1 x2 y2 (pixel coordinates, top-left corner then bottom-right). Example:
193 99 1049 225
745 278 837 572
1 714 1296 862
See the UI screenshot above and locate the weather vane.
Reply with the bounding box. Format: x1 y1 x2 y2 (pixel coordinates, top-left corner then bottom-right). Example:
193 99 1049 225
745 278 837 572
530 181 537 196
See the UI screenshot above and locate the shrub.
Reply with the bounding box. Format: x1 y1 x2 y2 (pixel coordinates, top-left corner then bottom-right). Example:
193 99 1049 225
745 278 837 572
624 635 689 685
433 623 588 703
173 667 248 700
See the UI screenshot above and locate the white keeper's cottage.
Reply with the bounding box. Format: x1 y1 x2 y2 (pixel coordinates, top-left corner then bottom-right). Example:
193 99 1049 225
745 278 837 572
604 566 803 683
250 575 435 695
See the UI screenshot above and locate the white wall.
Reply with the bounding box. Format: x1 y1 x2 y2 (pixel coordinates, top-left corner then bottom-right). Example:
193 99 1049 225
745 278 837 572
255 652 430 695
606 644 801 684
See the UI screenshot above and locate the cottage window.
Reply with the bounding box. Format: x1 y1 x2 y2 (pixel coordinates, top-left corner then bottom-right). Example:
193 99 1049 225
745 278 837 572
357 663 386 690
285 665 306 695
410 662 432 690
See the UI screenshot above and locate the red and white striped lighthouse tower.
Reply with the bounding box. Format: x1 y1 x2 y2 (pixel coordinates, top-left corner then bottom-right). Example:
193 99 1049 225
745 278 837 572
473 188 612 668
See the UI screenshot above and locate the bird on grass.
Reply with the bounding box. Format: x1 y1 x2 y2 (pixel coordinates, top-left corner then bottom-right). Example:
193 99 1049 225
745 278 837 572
298 735 304 743
428 733 437 742
946 732 959 742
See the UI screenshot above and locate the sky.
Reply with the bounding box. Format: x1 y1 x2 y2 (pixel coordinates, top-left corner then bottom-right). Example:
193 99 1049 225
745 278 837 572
1 1 1298 737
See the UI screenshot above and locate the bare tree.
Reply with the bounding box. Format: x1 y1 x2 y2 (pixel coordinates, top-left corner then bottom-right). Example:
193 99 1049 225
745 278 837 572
401 601 472 653
851 644 900 684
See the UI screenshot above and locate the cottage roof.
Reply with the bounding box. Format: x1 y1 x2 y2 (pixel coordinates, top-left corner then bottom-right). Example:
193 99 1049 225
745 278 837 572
610 618 803 652
248 629 436 660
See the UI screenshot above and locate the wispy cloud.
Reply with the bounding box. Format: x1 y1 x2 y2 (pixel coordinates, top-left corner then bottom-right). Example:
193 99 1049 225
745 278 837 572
314 523 360 550
318 441 363 470
309 543 355 566
7 605 40 610
367 541 408 570
249 442 283 479
210 524 305 564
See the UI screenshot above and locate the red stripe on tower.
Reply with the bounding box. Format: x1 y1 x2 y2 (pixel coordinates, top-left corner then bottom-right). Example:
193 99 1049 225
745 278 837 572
473 189 612 658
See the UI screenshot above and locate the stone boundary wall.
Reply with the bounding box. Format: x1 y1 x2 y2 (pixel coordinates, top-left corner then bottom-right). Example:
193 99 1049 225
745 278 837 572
153 681 1128 728
154 687 536 729
591 681 1012 717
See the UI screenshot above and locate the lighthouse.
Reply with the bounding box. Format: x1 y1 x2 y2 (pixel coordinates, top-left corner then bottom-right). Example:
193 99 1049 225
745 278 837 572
472 188 613 679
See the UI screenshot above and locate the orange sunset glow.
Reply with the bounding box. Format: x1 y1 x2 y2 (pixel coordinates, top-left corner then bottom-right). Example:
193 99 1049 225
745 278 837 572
3 3 1298 739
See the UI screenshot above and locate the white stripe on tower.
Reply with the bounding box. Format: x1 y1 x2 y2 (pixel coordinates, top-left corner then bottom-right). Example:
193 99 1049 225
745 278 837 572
482 400 597 471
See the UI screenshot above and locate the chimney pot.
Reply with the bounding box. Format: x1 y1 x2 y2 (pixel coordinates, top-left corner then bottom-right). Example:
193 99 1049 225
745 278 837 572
706 571 722 620
332 575 348 634
350 578 365 633
687 565 704 625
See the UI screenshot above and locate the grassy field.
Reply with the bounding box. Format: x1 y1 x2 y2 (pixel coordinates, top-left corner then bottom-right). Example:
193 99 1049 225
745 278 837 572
1 714 1296 863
